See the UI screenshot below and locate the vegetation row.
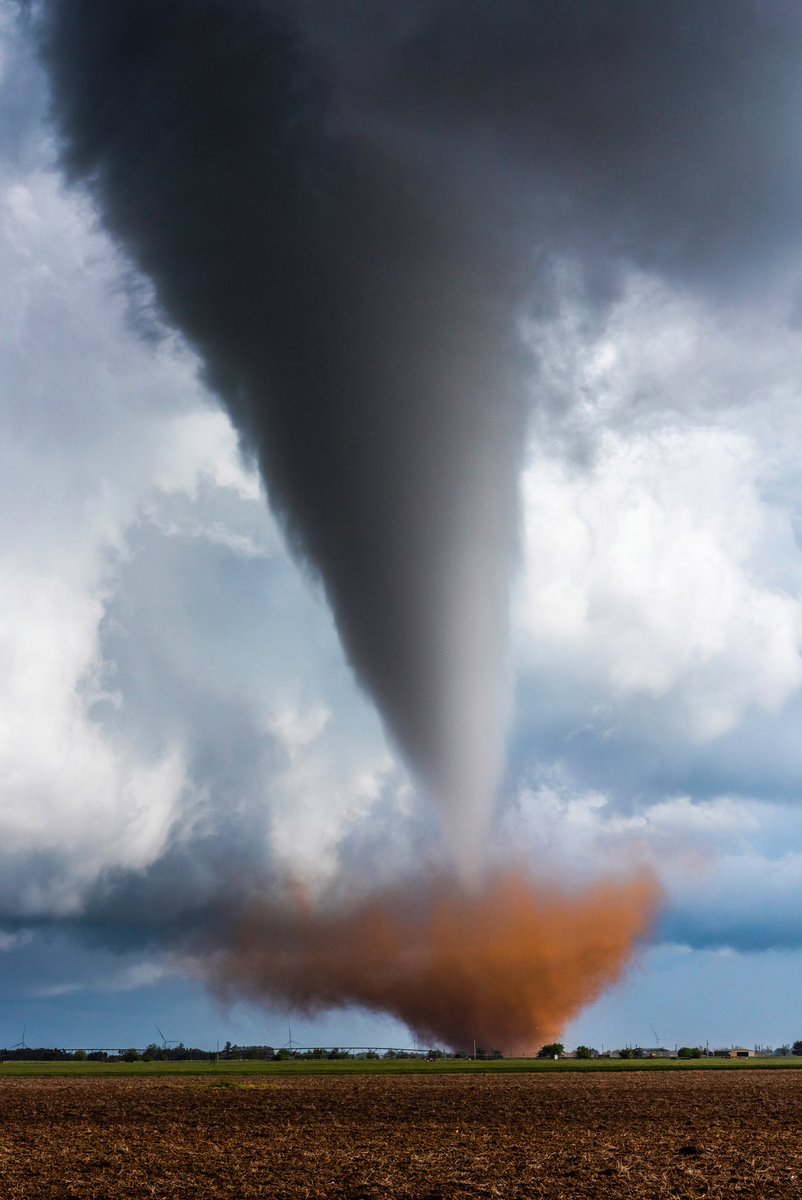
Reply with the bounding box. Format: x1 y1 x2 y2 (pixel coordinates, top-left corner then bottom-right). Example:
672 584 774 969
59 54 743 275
3 1039 802 1064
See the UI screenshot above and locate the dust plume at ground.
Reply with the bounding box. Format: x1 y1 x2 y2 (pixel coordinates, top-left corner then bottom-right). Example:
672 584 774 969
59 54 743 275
194 867 661 1052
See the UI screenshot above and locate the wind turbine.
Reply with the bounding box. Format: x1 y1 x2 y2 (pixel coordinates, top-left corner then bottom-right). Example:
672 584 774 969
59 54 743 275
11 1027 28 1051
155 1025 179 1049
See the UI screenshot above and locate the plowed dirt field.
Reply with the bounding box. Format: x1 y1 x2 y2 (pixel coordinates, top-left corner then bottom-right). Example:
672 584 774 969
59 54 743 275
0 1071 800 1197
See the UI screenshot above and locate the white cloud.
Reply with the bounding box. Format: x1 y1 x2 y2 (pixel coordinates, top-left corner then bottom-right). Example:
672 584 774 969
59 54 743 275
268 745 400 885
515 425 802 739
150 409 262 504
261 697 393 883
264 702 331 758
508 778 760 871
31 959 171 999
0 147 270 914
524 266 802 450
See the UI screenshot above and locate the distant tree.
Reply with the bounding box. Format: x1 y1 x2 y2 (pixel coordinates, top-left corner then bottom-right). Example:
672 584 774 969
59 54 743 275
274 1048 292 1061
575 1045 594 1059
537 1043 564 1059
792 1041 802 1057
73 1049 87 1062
120 1048 141 1063
677 1046 702 1059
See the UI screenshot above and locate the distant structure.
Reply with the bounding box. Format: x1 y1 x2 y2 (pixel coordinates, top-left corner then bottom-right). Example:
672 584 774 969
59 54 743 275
712 1047 756 1059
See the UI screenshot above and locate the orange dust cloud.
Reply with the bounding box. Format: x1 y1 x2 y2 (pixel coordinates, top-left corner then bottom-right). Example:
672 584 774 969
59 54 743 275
196 868 662 1053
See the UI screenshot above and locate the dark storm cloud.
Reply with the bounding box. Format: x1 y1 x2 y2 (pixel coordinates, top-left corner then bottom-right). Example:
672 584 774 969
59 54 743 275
660 895 802 954
300 0 802 289
38 1 802 861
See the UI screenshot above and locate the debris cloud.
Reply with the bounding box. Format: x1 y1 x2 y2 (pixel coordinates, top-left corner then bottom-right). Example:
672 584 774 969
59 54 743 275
196 867 662 1052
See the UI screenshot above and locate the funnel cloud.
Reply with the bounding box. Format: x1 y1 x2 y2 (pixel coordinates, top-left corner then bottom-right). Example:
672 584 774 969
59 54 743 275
40 0 535 870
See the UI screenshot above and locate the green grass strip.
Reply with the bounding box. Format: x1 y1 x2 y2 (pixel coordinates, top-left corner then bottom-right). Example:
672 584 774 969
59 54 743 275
0 1056 799 1078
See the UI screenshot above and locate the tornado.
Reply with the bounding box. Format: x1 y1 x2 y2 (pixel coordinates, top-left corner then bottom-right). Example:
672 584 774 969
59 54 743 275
39 0 802 1037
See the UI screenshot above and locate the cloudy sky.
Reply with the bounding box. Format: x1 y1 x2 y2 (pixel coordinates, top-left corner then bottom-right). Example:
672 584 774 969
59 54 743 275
3 0 802 1052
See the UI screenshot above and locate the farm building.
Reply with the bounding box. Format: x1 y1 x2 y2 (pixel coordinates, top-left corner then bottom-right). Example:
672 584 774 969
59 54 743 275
713 1048 756 1059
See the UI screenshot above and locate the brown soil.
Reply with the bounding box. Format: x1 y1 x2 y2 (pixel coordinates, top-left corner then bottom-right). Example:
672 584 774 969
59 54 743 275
0 1071 800 1197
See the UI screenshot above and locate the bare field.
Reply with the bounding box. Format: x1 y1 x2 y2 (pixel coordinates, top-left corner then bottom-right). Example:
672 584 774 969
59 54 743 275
1 1071 801 1197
